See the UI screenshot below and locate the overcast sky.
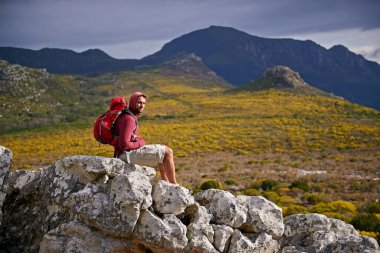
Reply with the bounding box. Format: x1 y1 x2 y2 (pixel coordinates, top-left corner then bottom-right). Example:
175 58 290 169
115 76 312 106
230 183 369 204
1 0 380 63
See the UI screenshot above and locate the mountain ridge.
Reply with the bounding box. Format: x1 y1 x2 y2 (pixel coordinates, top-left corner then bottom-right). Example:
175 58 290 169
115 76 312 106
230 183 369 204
1 25 380 109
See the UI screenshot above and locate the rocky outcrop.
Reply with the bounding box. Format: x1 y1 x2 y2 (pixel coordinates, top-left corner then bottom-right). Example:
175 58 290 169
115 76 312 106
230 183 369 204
235 65 341 98
0 145 379 253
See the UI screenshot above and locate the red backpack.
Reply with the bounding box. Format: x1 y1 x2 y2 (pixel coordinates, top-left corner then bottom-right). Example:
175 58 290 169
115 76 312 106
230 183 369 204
93 97 127 146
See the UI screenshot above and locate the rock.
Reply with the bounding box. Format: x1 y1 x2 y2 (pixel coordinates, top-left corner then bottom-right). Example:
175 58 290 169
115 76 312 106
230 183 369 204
212 224 234 252
134 210 188 251
67 171 152 237
153 180 195 215
262 65 308 89
281 246 308 253
0 146 12 227
184 203 218 253
39 221 132 253
0 146 12 183
0 146 379 253
125 163 156 182
195 189 247 228
282 213 379 253
321 235 380 253
228 230 280 253
237 195 284 237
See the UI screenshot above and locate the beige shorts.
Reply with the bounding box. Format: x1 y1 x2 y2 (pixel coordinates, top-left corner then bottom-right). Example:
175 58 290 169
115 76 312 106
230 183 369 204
119 144 166 165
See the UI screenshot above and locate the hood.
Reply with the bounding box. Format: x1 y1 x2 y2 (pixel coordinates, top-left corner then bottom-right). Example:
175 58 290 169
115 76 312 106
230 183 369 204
128 92 147 115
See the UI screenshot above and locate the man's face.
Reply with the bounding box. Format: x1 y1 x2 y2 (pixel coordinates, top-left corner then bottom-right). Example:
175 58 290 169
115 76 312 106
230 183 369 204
135 96 146 114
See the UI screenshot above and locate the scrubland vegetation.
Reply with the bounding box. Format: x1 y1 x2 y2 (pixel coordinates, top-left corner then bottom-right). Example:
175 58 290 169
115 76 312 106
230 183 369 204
1 68 379 241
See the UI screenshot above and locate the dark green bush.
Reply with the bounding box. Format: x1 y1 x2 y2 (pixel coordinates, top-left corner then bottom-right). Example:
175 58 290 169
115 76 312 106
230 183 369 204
359 202 380 213
283 205 308 217
224 178 237 185
350 213 380 233
290 180 311 192
262 191 280 204
261 180 279 191
244 188 260 196
302 193 324 205
199 179 222 191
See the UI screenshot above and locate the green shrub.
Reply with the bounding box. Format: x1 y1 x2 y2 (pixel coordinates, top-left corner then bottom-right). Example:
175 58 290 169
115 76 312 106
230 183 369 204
263 191 280 204
290 180 311 192
199 179 222 191
283 205 308 217
244 188 261 196
249 181 263 190
310 200 357 218
261 180 279 191
279 195 298 206
224 178 237 185
302 193 324 205
351 213 380 233
359 202 380 213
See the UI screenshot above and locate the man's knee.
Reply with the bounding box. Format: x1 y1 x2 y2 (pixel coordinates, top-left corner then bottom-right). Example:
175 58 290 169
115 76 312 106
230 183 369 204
165 146 173 158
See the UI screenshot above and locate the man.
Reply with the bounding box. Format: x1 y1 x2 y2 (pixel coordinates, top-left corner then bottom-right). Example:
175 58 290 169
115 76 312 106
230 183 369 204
113 92 177 184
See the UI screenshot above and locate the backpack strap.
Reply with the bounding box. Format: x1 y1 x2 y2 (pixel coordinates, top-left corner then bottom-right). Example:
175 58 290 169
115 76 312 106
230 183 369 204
122 109 138 139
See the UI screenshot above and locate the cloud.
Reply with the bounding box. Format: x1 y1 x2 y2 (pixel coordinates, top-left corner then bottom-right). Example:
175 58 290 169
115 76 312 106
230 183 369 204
0 0 379 61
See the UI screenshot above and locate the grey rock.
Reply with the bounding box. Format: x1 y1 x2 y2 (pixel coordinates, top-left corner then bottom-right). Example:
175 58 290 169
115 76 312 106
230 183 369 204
195 189 247 228
282 213 379 253
0 146 12 184
124 163 156 182
212 224 234 252
184 203 218 253
228 230 280 253
0 147 379 253
237 195 284 237
0 146 12 227
39 221 132 253
153 180 195 215
135 210 188 251
321 235 380 253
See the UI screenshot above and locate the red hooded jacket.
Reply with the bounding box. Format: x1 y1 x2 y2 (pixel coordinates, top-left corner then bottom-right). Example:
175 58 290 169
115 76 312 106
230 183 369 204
113 92 146 157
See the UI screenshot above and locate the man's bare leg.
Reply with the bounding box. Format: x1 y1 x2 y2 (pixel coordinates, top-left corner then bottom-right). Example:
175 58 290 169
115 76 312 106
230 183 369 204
158 146 177 184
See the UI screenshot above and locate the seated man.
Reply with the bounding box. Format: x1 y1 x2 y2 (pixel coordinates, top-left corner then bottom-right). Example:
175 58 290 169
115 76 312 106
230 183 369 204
113 92 177 184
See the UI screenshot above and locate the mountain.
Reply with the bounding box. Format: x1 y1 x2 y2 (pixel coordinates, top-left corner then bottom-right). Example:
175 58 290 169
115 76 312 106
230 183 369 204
1 26 380 109
160 52 231 88
234 65 337 97
0 47 138 75
141 26 380 109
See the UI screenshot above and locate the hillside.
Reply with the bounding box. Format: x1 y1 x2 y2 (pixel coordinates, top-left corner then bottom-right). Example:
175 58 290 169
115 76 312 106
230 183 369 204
1 26 380 109
0 58 229 132
142 26 380 109
1 63 379 241
0 60 107 131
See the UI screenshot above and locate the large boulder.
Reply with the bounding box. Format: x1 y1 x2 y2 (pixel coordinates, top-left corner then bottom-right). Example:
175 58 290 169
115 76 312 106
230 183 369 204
0 146 379 253
282 213 380 253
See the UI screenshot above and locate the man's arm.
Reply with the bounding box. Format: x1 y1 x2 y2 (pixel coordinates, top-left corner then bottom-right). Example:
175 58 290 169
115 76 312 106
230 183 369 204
118 115 145 151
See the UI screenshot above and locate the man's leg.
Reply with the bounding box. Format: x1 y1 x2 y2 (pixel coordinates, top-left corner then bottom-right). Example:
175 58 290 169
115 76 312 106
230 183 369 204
159 146 177 184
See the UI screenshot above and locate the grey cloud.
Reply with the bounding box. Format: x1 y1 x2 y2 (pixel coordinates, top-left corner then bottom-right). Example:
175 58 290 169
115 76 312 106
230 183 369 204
0 0 379 58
